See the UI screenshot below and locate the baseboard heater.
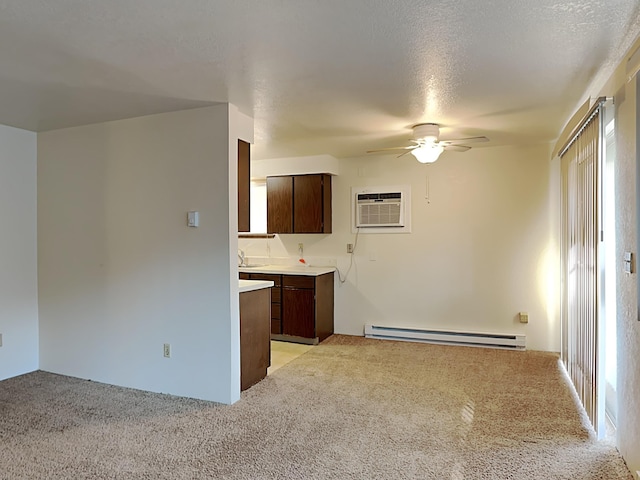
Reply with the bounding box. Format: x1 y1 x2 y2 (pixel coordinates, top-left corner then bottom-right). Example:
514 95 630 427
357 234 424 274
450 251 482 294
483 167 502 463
364 324 526 350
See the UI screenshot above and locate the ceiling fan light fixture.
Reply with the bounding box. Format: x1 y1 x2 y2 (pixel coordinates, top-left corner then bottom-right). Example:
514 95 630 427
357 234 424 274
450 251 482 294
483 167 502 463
411 144 444 163
412 123 440 143
366 122 488 160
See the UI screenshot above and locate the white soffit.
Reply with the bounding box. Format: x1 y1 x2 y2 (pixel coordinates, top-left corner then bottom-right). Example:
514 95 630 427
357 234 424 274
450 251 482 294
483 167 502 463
252 155 339 179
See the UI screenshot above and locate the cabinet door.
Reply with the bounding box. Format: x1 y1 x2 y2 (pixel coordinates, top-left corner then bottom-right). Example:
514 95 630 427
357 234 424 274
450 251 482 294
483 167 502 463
321 174 332 233
240 288 271 391
315 272 334 342
267 176 293 233
237 140 251 232
293 174 324 233
282 287 315 338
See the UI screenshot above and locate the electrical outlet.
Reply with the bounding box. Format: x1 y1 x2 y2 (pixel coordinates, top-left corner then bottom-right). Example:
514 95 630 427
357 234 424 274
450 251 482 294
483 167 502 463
347 243 353 253
519 312 529 324
163 343 171 358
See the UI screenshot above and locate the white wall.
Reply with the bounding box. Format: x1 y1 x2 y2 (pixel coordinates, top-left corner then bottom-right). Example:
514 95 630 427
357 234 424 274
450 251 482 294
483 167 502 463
38 105 252 404
0 124 39 380
244 143 558 352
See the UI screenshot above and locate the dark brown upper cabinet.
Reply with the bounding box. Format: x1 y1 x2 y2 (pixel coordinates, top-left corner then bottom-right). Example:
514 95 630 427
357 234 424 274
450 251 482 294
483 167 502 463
267 174 332 234
237 139 251 232
266 176 293 233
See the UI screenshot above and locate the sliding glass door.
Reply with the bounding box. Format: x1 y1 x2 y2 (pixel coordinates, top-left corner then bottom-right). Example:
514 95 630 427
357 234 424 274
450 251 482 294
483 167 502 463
560 99 610 438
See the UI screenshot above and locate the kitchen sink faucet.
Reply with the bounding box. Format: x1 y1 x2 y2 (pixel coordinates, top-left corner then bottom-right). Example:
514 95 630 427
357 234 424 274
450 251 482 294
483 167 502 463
238 249 246 267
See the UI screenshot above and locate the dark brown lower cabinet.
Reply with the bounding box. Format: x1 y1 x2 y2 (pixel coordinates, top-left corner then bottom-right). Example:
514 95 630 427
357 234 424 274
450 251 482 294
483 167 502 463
282 283 315 338
239 271 334 344
280 272 334 344
239 287 271 391
240 273 282 334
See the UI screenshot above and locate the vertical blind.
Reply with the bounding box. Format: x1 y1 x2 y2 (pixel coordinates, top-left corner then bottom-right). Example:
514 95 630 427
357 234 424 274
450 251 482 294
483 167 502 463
560 106 602 430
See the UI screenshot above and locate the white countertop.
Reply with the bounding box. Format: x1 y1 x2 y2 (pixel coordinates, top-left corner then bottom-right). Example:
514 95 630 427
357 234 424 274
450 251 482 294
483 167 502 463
239 279 274 293
239 264 336 276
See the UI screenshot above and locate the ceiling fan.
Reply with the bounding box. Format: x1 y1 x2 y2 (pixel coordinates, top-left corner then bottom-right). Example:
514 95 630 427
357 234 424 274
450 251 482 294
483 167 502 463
367 123 489 163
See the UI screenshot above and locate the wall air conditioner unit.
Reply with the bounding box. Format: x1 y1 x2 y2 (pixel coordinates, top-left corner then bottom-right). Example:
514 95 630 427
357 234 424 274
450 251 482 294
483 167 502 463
356 191 404 228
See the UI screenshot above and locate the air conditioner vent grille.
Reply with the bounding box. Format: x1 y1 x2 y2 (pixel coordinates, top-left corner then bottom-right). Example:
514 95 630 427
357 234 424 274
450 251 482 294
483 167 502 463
358 203 402 226
356 191 404 227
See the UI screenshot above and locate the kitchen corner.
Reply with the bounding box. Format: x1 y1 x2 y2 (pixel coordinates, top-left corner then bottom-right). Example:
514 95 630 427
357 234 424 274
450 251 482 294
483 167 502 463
239 261 335 346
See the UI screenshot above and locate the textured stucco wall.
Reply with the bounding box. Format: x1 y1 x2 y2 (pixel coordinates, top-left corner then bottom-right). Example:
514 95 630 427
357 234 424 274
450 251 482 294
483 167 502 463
615 73 640 474
600 40 640 474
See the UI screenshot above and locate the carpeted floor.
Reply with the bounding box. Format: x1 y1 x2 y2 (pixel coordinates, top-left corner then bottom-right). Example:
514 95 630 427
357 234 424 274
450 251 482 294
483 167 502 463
0 335 633 479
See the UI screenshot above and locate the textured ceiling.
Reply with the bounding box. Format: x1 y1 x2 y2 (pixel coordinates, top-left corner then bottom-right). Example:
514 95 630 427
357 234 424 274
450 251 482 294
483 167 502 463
1 1 639 159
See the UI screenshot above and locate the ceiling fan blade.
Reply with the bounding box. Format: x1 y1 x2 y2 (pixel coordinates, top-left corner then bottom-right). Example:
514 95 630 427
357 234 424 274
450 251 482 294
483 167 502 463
397 150 414 158
443 145 471 152
367 146 417 153
440 136 489 145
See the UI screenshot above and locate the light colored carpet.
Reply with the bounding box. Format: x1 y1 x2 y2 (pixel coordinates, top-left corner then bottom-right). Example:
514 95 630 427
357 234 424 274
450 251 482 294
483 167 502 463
0 335 633 479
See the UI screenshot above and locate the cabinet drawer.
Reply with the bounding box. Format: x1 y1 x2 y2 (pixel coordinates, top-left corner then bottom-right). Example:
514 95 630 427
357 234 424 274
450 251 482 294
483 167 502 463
248 273 282 286
271 319 282 335
283 275 315 289
271 303 281 320
239 272 251 280
271 287 281 303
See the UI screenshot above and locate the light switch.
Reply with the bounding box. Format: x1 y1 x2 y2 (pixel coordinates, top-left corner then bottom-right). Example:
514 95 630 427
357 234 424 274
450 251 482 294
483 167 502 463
624 252 633 274
187 211 199 228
